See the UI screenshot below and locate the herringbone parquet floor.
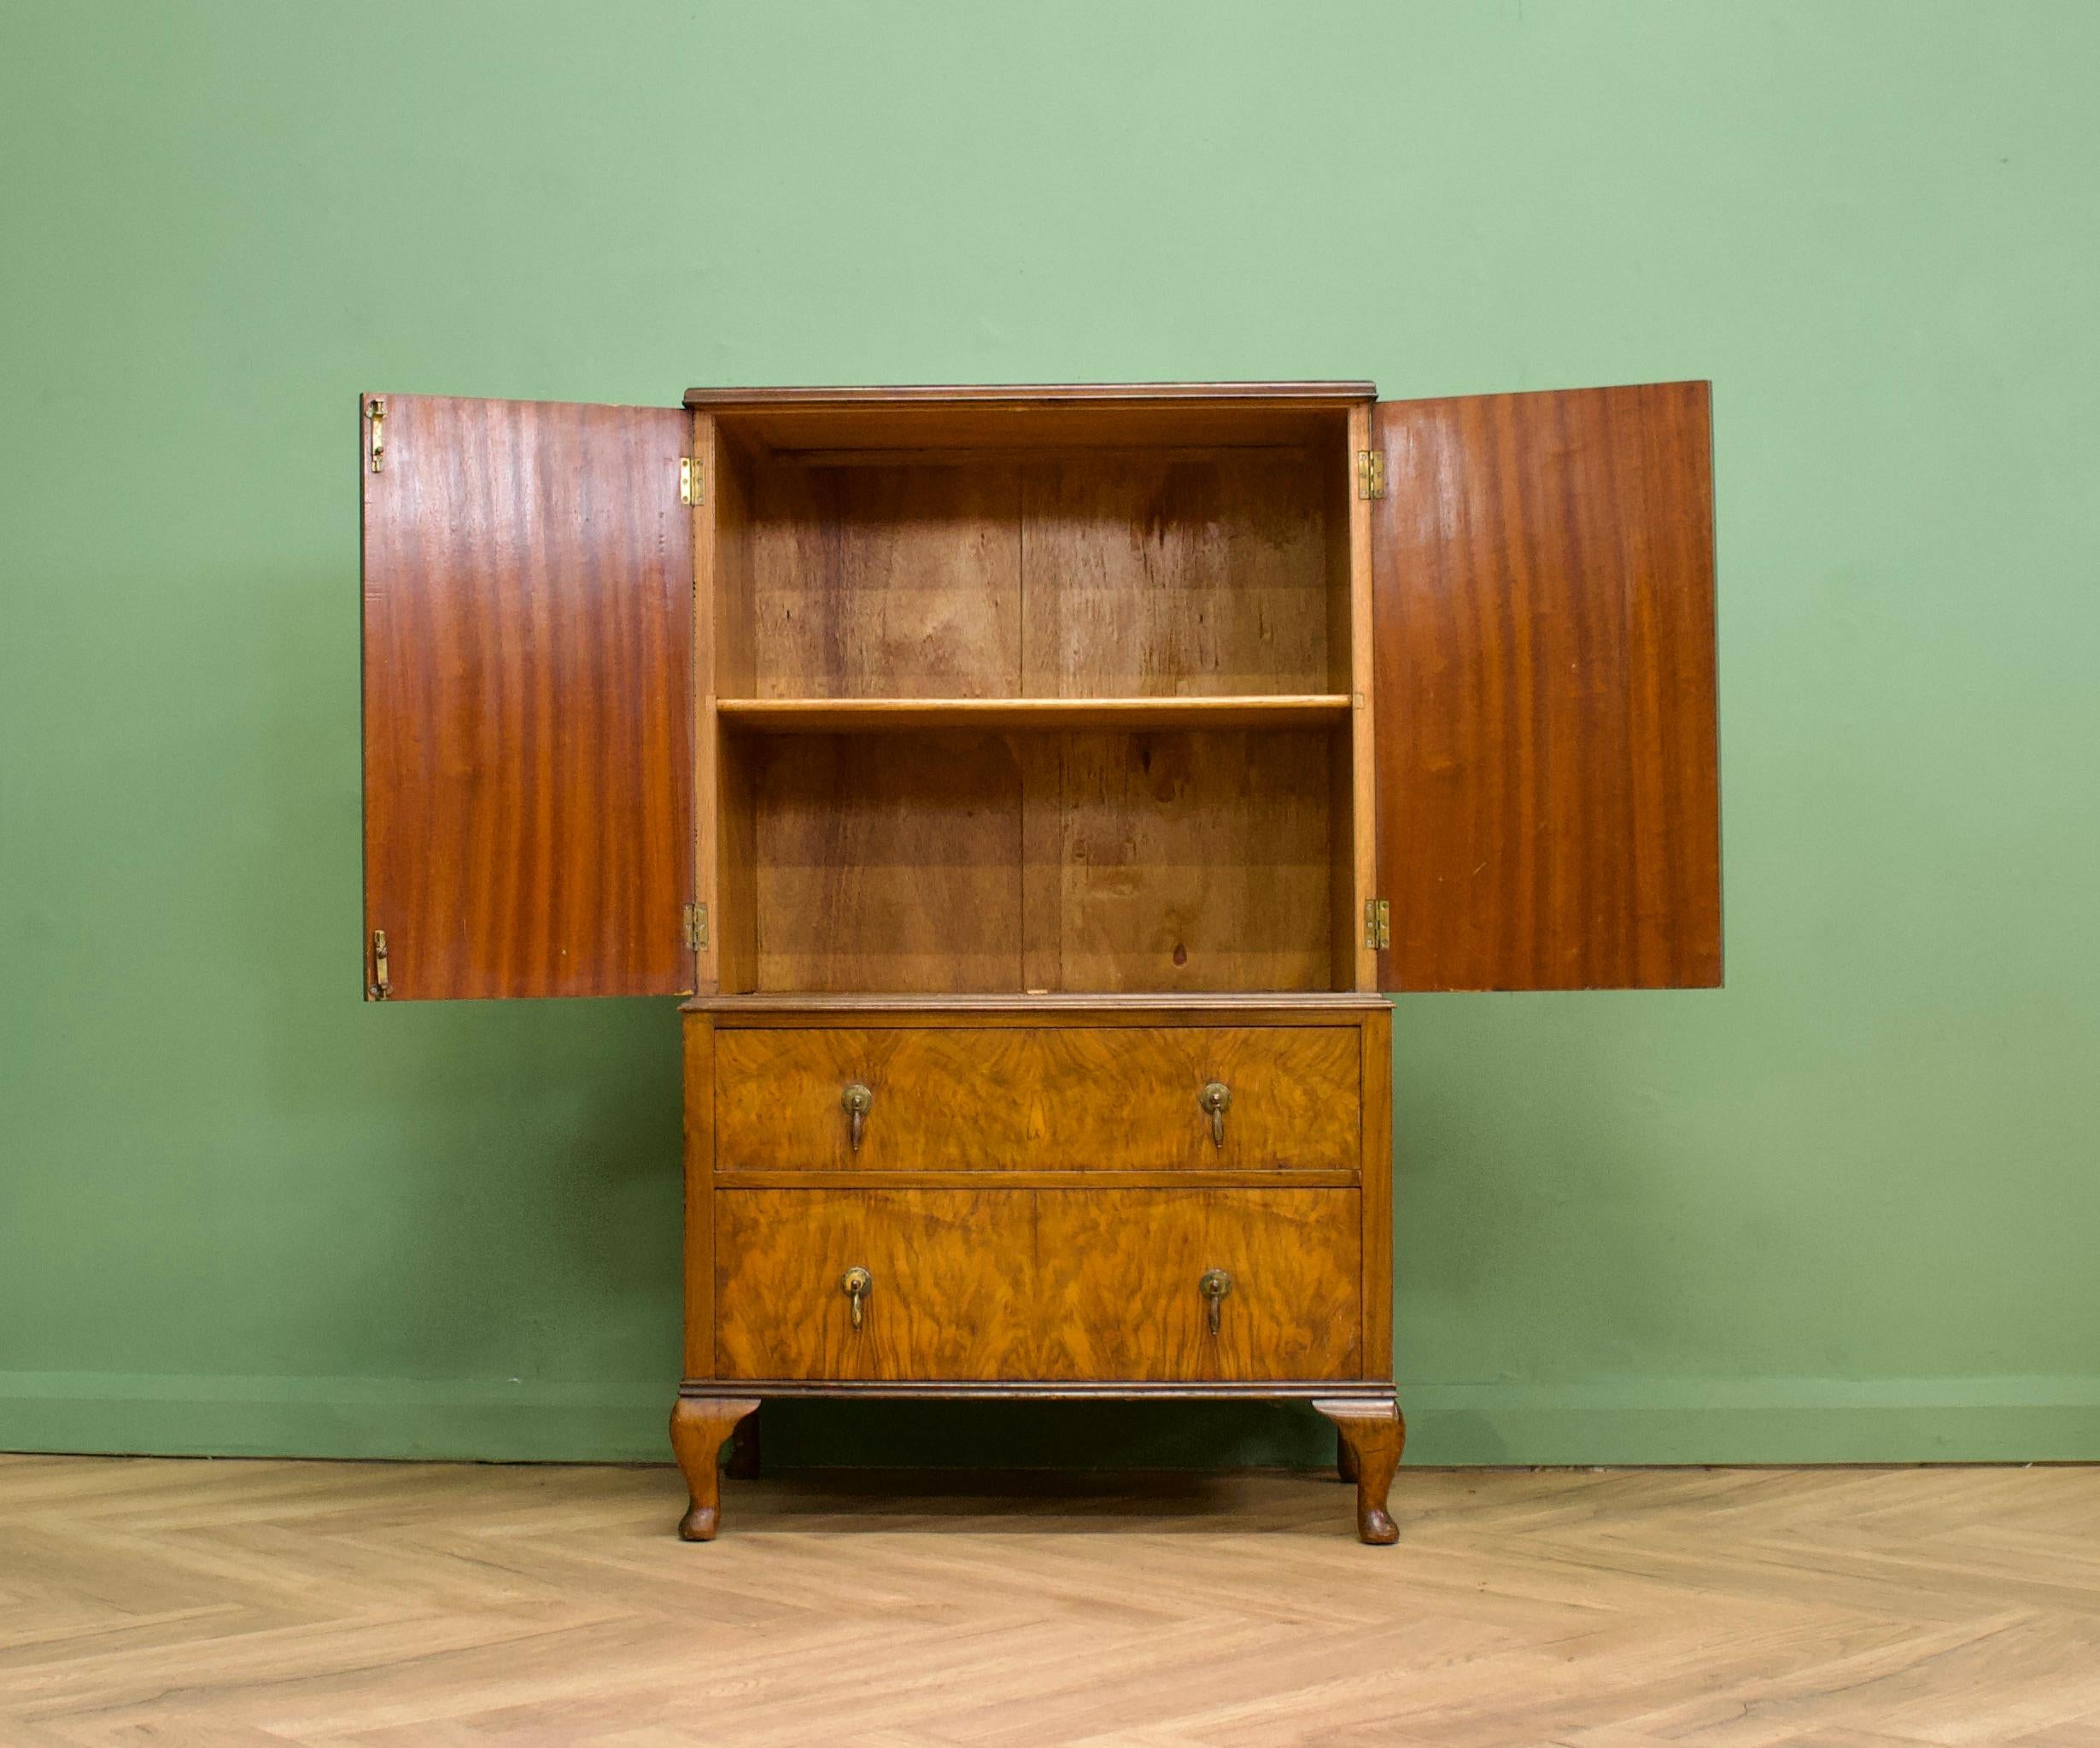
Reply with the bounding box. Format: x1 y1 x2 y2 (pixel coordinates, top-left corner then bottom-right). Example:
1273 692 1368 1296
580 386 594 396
1 1454 2095 1746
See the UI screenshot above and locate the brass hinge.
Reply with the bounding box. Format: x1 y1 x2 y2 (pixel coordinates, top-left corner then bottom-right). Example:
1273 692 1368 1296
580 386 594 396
1364 898 1390 951
680 457 703 506
367 396 385 473
369 928 390 999
1356 449 1384 500
682 902 708 952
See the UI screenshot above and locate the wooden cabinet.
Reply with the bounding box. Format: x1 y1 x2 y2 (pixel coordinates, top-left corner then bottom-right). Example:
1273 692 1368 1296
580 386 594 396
359 380 1721 1544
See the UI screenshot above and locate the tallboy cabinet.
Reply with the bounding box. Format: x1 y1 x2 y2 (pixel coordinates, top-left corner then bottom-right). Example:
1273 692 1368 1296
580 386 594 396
360 380 1719 1543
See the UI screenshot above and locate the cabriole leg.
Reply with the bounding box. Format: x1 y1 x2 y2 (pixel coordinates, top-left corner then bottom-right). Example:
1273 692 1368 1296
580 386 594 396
1315 1394 1405 1545
727 1403 763 1480
669 1395 761 1541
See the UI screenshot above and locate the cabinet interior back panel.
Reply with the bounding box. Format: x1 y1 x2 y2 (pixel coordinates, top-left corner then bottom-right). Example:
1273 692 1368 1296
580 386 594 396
731 452 1341 701
1020 453 1334 697
745 465 1025 699
734 728 1334 995
1045 729 1335 994
746 732 1027 994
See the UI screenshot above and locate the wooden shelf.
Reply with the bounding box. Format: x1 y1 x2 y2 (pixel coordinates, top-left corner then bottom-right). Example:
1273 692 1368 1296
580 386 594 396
715 694 1353 734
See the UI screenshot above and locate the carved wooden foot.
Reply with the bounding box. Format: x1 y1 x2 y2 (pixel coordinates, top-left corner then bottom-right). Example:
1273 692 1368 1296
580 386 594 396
1337 1429 1359 1484
1315 1395 1405 1545
669 1396 760 1540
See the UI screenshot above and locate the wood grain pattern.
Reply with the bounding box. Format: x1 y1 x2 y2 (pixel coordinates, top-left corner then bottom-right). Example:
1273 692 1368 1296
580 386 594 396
707 423 759 696
711 1024 1360 1173
360 393 693 999
694 415 760 993
712 1189 1360 1383
1372 381 1721 991
1344 400 1379 991
689 389 1366 468
1043 1190 1361 1383
1056 730 1335 991
1315 1394 1406 1544
715 1190 1035 1383
745 465 1022 698
13 1455 2097 1741
680 1014 716 1378
1018 453 1337 696
666 1395 758 1540
733 728 1338 995
1358 1004 1395 1378
689 408 722 995
695 389 1369 1000
745 732 1024 992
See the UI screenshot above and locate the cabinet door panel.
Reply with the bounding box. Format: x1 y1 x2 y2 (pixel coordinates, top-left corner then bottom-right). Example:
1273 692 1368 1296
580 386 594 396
1372 382 1720 990
360 394 693 999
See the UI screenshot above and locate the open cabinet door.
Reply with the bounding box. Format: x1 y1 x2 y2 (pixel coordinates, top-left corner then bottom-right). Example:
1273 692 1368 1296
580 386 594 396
360 394 694 999
1371 382 1720 991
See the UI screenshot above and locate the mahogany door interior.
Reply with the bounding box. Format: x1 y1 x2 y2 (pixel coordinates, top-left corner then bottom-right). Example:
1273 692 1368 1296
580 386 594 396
1370 380 1722 991
360 394 695 1000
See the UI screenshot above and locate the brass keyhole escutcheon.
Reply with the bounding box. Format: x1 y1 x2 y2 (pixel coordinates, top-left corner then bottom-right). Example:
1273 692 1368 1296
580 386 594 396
841 1266 873 1331
842 1082 874 1152
1199 1081 1231 1149
1198 1267 1233 1335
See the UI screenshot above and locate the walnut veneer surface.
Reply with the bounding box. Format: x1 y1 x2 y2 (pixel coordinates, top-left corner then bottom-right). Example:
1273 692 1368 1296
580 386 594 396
712 1024 1360 1173
679 997 1397 1540
714 1188 1363 1383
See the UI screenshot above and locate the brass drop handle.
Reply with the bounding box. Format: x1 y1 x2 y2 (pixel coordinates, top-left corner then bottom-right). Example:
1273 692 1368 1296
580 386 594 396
842 1082 873 1152
841 1266 872 1330
1199 1267 1233 1335
1199 1081 1231 1149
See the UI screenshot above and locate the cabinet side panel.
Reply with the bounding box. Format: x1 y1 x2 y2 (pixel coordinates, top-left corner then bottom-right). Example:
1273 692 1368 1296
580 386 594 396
700 420 760 993
360 394 694 998
1371 382 1720 990
681 1014 717 1378
691 412 720 993
1323 404 1379 990
1360 1007 1393 1377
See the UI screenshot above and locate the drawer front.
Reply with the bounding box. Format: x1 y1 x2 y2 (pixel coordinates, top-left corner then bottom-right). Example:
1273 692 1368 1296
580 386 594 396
714 1189 1360 1383
712 1026 1360 1172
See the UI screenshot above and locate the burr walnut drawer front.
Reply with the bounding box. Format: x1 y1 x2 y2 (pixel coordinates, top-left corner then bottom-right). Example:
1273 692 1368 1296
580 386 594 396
713 1188 1362 1383
711 1026 1361 1172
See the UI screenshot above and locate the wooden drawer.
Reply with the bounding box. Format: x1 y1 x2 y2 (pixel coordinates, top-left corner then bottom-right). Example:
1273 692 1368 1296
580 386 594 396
714 1188 1361 1382
711 1026 1360 1173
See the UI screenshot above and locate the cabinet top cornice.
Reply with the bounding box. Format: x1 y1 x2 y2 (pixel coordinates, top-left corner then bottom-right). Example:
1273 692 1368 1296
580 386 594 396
681 381 1376 408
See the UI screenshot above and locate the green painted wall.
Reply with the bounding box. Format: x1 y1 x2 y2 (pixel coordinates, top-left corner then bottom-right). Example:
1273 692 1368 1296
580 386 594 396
4 2 2097 1470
